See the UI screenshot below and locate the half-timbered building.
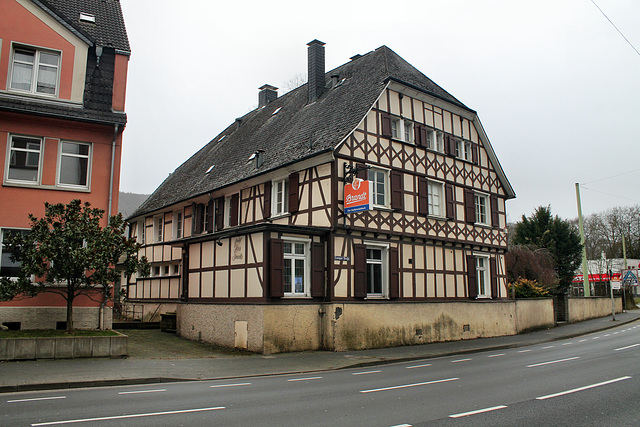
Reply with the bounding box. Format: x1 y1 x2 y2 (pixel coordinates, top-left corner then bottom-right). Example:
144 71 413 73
127 40 524 353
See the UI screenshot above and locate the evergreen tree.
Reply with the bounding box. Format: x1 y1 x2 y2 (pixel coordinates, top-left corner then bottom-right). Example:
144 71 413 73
512 206 582 294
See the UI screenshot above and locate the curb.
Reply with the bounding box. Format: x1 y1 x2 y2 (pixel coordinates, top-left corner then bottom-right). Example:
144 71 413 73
1 315 638 394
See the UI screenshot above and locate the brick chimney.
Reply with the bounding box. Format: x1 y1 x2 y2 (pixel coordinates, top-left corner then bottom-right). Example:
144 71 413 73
258 84 278 108
307 39 326 103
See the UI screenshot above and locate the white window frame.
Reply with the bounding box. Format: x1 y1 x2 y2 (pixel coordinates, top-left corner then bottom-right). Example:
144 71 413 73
426 129 444 153
56 141 92 189
224 195 234 228
368 167 389 209
153 216 163 242
364 241 389 298
282 237 311 297
137 220 146 245
427 180 444 217
173 211 183 239
475 193 489 225
463 140 472 161
0 228 30 279
5 135 43 185
475 254 491 298
390 116 414 143
272 178 289 217
9 45 61 97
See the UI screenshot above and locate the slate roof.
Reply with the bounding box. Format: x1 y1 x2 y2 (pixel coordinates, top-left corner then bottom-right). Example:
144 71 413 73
131 46 506 219
0 0 130 125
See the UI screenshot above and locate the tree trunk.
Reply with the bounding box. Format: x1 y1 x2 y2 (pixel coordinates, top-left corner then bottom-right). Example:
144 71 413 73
66 292 74 334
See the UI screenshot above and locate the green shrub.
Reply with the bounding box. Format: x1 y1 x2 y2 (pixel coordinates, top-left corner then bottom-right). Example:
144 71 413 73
508 278 550 298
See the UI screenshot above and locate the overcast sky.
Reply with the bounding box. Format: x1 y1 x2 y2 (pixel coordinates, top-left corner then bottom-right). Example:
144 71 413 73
118 0 640 223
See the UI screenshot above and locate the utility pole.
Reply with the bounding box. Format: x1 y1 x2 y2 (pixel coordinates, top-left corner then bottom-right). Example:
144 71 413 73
575 183 590 297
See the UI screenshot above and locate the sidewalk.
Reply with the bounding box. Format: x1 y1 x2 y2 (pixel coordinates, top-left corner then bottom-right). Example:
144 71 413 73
1 311 639 394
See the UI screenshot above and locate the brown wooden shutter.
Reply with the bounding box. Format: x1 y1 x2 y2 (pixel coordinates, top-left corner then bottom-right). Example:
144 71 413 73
444 135 454 156
490 258 498 299
418 177 428 215
311 242 325 298
466 255 477 299
263 181 272 219
215 197 224 231
354 244 367 298
445 183 455 220
471 143 479 164
230 193 239 226
391 170 404 211
288 172 299 213
490 195 499 227
269 239 284 298
381 113 392 137
415 124 427 147
194 204 203 235
205 199 214 233
389 246 399 299
356 162 368 180
464 189 476 224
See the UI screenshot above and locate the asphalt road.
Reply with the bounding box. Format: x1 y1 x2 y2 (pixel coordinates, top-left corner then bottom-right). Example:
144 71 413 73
2 321 639 427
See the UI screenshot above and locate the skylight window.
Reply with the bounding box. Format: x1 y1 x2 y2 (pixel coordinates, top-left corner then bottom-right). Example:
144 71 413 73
248 153 256 161
205 165 214 174
272 107 282 116
218 135 226 142
79 13 95 23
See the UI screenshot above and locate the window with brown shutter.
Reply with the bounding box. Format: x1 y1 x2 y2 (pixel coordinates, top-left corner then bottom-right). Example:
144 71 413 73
263 181 271 219
491 195 499 227
466 255 477 299
230 193 239 227
381 112 392 137
215 197 224 231
471 143 479 164
415 124 427 147
205 199 214 233
490 258 498 299
354 244 367 298
391 170 404 211
356 163 368 180
311 242 325 297
445 183 455 219
418 177 428 215
464 189 476 224
194 203 204 234
288 172 299 213
269 239 284 298
389 246 399 299
190 202 197 235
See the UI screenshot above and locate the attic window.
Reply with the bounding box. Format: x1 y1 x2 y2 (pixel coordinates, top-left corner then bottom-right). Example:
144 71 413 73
248 153 256 161
218 135 226 142
79 13 95 23
272 107 282 116
205 165 214 174
335 78 346 88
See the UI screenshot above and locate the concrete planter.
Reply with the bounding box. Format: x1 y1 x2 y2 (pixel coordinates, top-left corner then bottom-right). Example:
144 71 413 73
0 332 127 361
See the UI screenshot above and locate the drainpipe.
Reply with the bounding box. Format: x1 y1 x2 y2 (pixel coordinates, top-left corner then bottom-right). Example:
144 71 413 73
108 125 119 219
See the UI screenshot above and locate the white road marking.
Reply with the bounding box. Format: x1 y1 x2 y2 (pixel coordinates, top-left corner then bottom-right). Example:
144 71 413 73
360 377 459 393
536 376 632 400
517 349 532 353
30 407 225 426
526 357 580 368
614 343 640 351
449 405 508 418
613 332 619 335
389 424 412 427
604 334 611 337
287 376 323 382
487 354 505 358
451 358 472 363
406 363 432 369
578 339 587 342
352 370 382 375
118 389 166 395
209 383 252 388
542 346 554 349
562 343 573 346
7 396 66 403
592 336 600 340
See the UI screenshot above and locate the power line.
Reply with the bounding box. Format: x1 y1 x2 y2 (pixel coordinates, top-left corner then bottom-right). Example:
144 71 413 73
589 0 640 57
580 185 640 204
582 168 640 185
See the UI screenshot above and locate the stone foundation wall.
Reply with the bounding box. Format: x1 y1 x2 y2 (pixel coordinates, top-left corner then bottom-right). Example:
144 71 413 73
0 307 112 330
0 333 127 360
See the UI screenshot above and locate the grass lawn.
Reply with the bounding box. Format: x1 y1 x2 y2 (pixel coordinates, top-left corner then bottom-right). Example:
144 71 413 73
0 329 119 338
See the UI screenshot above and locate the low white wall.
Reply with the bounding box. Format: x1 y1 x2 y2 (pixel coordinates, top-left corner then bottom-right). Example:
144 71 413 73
568 297 622 323
176 300 556 354
0 307 112 330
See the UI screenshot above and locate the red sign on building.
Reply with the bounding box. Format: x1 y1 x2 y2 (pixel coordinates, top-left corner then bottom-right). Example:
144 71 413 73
344 179 371 213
